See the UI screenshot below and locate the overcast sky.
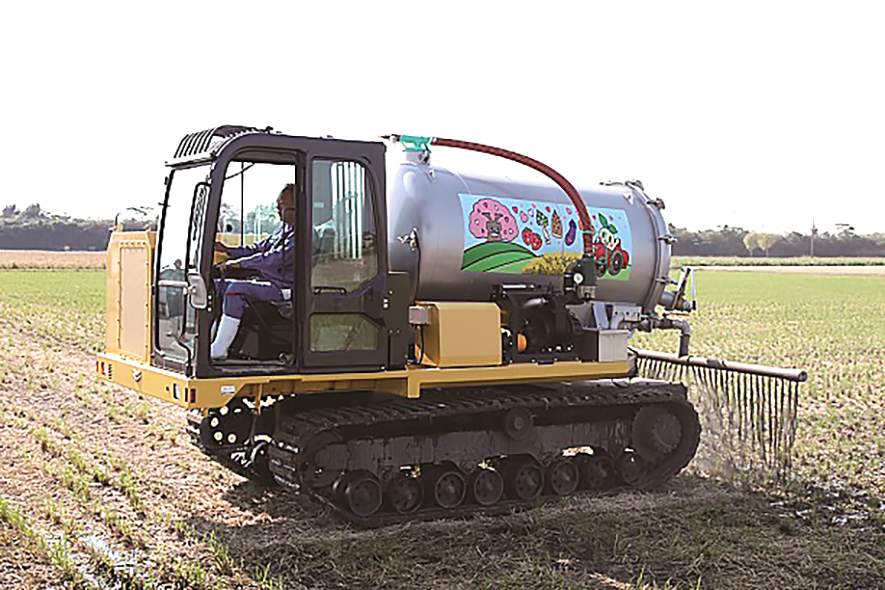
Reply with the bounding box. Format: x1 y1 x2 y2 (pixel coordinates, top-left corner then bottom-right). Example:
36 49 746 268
2 1 882 234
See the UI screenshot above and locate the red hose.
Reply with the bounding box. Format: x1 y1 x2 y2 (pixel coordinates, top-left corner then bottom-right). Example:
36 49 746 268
431 137 595 256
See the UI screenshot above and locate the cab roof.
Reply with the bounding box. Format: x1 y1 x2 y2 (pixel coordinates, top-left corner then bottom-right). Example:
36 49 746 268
168 125 385 167
169 125 264 165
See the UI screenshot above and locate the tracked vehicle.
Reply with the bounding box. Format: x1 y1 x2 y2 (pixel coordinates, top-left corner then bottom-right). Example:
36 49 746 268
96 126 803 525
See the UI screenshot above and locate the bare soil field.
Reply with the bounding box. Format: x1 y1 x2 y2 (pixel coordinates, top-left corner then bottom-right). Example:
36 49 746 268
0 270 882 589
0 250 105 270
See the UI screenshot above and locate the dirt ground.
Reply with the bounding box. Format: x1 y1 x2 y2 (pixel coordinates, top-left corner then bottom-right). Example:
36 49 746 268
0 278 882 589
0 250 105 270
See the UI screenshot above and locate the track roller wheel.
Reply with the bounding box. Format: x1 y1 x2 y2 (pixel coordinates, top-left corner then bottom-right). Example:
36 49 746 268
426 466 467 509
503 408 534 440
547 458 579 496
470 468 504 507
502 457 544 501
616 451 647 486
339 471 383 517
579 452 615 491
387 472 422 514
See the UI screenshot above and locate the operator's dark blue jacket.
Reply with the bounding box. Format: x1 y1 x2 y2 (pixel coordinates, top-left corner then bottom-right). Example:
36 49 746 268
227 224 295 289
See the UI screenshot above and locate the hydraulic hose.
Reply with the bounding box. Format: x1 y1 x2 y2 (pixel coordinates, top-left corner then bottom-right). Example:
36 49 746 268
428 137 596 258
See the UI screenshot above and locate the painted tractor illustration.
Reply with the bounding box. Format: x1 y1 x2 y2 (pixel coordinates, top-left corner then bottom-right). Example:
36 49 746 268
593 218 629 277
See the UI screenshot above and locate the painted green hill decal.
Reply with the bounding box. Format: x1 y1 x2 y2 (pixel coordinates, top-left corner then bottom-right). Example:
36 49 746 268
461 241 536 273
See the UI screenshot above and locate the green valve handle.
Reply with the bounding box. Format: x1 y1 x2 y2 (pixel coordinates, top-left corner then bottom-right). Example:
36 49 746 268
397 135 433 152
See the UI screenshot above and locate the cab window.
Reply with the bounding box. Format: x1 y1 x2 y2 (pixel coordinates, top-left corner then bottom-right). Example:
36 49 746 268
310 160 378 292
218 162 297 250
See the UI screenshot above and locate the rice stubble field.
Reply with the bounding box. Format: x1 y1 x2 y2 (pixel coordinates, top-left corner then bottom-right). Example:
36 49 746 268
0 262 882 589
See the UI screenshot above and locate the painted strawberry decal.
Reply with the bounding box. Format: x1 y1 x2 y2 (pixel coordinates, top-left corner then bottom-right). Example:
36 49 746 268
521 227 542 250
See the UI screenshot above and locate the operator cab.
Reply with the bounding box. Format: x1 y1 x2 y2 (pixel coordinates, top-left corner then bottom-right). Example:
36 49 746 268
154 126 408 378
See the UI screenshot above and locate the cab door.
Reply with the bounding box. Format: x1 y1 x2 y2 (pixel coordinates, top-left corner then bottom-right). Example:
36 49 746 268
299 155 388 371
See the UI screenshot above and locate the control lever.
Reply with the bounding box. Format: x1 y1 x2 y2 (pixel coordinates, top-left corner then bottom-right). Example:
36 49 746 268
667 267 696 312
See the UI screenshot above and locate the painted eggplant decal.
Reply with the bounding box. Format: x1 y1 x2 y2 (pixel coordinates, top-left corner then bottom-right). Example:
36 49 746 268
564 219 577 246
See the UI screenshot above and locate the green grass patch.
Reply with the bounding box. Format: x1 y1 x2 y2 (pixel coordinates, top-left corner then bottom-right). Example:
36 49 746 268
0 270 105 352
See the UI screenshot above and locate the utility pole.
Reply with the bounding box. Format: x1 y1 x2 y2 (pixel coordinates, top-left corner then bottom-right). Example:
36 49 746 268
810 220 816 257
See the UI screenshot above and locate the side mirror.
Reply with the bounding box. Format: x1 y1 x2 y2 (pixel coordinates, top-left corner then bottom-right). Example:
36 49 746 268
187 271 208 309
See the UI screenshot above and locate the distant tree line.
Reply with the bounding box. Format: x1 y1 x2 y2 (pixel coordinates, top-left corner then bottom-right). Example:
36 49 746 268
1 202 883 256
0 203 154 251
670 224 885 257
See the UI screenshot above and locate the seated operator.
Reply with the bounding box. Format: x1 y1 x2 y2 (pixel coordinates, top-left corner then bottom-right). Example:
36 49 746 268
210 183 296 360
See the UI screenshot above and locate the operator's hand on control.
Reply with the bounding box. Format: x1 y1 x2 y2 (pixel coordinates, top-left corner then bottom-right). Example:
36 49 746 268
220 259 241 274
214 240 230 254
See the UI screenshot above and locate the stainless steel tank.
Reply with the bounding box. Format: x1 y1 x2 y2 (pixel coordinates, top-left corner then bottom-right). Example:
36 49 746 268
387 155 672 313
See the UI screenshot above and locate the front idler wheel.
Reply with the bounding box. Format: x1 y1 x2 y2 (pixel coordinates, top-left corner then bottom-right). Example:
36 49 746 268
387 472 422 514
427 466 467 509
616 451 647 487
302 431 344 489
632 405 683 461
340 471 383 517
470 468 504 507
547 459 579 496
502 457 544 501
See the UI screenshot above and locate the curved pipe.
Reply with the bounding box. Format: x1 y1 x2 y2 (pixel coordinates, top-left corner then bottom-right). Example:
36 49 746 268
429 137 595 257
655 317 691 357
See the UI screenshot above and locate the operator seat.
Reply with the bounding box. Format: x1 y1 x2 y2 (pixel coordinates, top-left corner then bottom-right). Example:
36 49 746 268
230 289 293 361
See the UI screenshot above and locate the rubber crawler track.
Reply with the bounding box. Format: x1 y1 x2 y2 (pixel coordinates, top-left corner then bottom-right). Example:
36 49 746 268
266 379 700 528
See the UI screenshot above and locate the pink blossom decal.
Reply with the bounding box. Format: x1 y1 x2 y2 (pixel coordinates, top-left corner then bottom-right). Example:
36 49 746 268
469 198 518 242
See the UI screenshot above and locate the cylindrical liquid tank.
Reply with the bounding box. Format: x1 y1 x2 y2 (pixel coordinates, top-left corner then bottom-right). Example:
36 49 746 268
387 158 672 313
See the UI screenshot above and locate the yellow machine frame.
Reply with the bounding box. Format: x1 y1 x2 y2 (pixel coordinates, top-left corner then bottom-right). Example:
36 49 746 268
97 229 633 411
97 351 631 410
